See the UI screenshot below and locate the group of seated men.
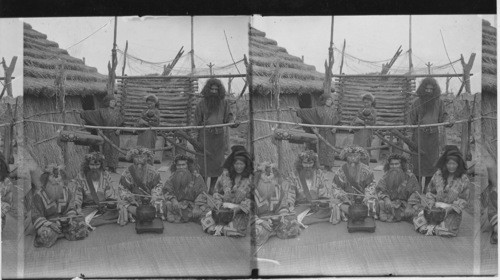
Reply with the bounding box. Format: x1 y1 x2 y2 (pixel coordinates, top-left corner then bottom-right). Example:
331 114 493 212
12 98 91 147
27 146 256 247
24 143 492 248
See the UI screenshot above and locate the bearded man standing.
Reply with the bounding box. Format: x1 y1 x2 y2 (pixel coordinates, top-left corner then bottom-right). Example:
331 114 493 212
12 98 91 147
375 153 421 222
408 77 453 189
163 154 206 223
117 147 163 225
73 152 120 227
194 78 239 193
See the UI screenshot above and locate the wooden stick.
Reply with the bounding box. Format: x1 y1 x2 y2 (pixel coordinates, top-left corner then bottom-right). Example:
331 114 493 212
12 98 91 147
387 128 418 151
311 129 341 153
373 131 419 156
96 129 127 155
160 132 205 157
33 135 59 146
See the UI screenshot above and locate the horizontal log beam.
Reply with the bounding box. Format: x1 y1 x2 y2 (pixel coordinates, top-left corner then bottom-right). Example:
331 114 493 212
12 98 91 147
117 74 247 79
333 73 470 78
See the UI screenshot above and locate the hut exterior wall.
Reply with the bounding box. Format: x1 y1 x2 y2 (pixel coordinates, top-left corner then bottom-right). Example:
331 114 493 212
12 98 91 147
481 92 497 161
24 95 88 178
118 78 197 128
253 95 308 177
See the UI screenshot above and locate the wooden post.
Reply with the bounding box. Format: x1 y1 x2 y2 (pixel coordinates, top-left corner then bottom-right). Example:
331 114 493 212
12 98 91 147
425 62 432 74
108 17 118 96
445 75 451 94
190 16 195 71
3 105 12 164
1 56 17 98
207 62 215 76
245 54 254 156
339 39 346 75
381 46 402 75
408 16 413 75
459 53 476 159
56 60 69 168
121 40 128 76
324 16 334 95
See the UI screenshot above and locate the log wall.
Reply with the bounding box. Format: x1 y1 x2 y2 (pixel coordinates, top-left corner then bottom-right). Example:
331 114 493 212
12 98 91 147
117 78 199 127
335 76 415 126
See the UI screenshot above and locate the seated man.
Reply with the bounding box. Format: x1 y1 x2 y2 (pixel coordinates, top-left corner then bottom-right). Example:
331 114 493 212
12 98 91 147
163 154 206 223
253 161 300 246
73 152 120 227
32 165 88 248
282 150 335 225
117 147 163 225
332 146 376 218
375 153 420 222
0 152 12 230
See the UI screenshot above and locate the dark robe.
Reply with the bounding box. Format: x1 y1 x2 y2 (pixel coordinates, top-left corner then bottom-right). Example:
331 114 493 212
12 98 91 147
297 106 340 168
80 108 124 170
408 98 448 177
194 99 233 178
137 108 160 149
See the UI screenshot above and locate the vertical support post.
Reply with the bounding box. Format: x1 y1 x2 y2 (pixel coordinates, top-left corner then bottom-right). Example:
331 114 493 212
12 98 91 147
408 16 413 75
121 40 128 76
1 56 17 98
56 60 69 169
246 54 254 157
339 39 346 75
459 53 476 159
108 16 118 96
191 16 195 72
417 124 423 192
425 62 432 74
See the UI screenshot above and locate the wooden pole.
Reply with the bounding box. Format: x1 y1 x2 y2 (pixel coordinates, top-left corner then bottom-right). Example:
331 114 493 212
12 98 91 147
56 60 69 169
425 62 432 74
191 16 195 72
324 16 334 95
459 53 476 159
246 54 254 157
121 40 128 76
339 39 346 75
207 62 215 76
1 56 17 98
408 16 413 75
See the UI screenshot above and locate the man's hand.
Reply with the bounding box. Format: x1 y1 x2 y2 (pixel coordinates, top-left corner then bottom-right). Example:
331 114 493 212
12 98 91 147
261 220 273 231
49 222 62 234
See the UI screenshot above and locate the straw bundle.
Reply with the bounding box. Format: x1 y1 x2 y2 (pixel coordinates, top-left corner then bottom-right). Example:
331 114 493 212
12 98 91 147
481 20 497 161
23 22 108 97
249 27 324 96
24 96 89 178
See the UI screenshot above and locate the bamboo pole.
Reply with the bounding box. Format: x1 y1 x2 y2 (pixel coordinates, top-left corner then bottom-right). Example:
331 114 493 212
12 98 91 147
116 74 246 80
408 15 413 75
330 73 468 78
191 16 195 72
1 56 17 98
339 39 346 75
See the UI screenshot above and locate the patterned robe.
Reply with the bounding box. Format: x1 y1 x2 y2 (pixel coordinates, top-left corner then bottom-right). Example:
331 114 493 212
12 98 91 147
375 170 421 222
408 98 448 177
413 170 470 237
296 106 340 168
32 185 87 248
163 172 206 223
352 107 377 164
73 171 120 227
282 169 335 225
137 108 160 149
1 178 13 230
118 164 163 208
197 171 252 236
80 108 124 170
253 173 299 246
194 100 233 178
333 163 375 202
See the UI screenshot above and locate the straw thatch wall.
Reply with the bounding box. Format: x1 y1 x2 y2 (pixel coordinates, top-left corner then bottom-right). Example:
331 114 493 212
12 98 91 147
481 20 497 162
117 78 198 127
249 27 324 96
23 22 107 178
250 26 326 176
334 76 415 126
24 96 89 178
23 22 107 97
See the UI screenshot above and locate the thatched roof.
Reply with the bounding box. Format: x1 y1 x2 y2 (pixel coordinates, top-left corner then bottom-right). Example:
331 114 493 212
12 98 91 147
24 23 108 98
482 20 496 95
249 27 324 96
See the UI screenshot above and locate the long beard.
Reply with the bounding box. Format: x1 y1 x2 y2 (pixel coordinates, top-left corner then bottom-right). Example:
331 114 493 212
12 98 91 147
45 182 62 200
88 169 101 181
300 168 314 180
134 165 147 182
386 169 406 189
205 96 222 112
346 163 360 179
171 169 193 190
